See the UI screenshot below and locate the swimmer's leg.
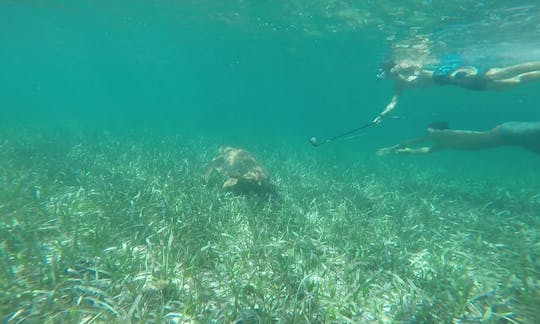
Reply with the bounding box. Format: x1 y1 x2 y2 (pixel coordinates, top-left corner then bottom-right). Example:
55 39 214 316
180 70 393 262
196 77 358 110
485 61 540 80
519 71 540 82
490 71 540 89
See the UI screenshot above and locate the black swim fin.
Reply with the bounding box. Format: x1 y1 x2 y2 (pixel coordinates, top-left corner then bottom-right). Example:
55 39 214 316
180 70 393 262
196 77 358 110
427 121 449 130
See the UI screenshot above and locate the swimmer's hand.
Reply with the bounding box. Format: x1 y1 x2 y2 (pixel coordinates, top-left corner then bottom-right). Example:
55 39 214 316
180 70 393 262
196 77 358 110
376 144 405 156
376 147 392 156
376 144 427 156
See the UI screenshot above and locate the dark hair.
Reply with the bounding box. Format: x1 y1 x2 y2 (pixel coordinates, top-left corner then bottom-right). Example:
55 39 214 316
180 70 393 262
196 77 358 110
377 59 396 79
379 59 396 71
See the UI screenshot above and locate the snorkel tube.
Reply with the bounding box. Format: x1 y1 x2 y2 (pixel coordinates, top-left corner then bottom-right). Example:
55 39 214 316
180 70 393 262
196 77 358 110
376 67 386 79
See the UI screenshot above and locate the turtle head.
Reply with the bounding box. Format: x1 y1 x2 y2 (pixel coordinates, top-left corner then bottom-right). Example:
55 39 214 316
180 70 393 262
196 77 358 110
219 146 234 155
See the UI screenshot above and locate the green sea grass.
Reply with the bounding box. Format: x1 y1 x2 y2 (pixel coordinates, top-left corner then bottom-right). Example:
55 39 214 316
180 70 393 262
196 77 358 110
1 127 538 323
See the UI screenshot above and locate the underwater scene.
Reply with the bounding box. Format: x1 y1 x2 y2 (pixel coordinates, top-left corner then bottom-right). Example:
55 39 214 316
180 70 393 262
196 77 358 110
1 1 540 322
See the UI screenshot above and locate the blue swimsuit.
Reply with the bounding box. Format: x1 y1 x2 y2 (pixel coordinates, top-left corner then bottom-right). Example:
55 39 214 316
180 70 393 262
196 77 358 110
432 53 488 91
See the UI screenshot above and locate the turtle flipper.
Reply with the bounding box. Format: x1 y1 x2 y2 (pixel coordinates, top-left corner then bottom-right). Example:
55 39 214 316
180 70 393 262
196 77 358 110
223 177 239 188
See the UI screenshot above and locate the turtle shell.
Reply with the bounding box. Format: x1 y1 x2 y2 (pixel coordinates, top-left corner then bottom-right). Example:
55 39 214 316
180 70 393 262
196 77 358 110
205 146 268 188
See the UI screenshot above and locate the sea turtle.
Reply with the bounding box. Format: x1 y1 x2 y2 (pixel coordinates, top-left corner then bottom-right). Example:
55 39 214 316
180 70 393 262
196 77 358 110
205 146 270 191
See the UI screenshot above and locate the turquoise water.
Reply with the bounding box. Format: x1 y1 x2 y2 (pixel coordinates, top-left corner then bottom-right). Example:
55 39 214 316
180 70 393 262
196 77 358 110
2 1 539 172
1 1 540 322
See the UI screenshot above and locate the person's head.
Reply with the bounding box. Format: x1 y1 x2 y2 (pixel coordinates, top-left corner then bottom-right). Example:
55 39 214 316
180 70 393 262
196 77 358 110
426 121 449 133
377 59 396 79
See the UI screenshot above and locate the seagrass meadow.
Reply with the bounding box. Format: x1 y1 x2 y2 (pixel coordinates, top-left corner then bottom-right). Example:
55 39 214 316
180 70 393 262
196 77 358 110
1 126 539 323
2 1 540 323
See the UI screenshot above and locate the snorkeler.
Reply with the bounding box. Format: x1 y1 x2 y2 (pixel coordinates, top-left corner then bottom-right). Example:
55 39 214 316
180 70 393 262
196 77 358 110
376 121 540 156
373 56 540 124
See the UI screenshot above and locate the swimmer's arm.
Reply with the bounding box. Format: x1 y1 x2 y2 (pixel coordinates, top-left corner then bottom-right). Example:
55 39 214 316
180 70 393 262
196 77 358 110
395 146 439 154
376 135 435 156
372 69 437 124
373 92 400 124
377 144 439 156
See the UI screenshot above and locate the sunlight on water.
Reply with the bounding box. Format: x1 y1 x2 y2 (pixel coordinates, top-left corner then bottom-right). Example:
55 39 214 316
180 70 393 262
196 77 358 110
173 1 540 61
